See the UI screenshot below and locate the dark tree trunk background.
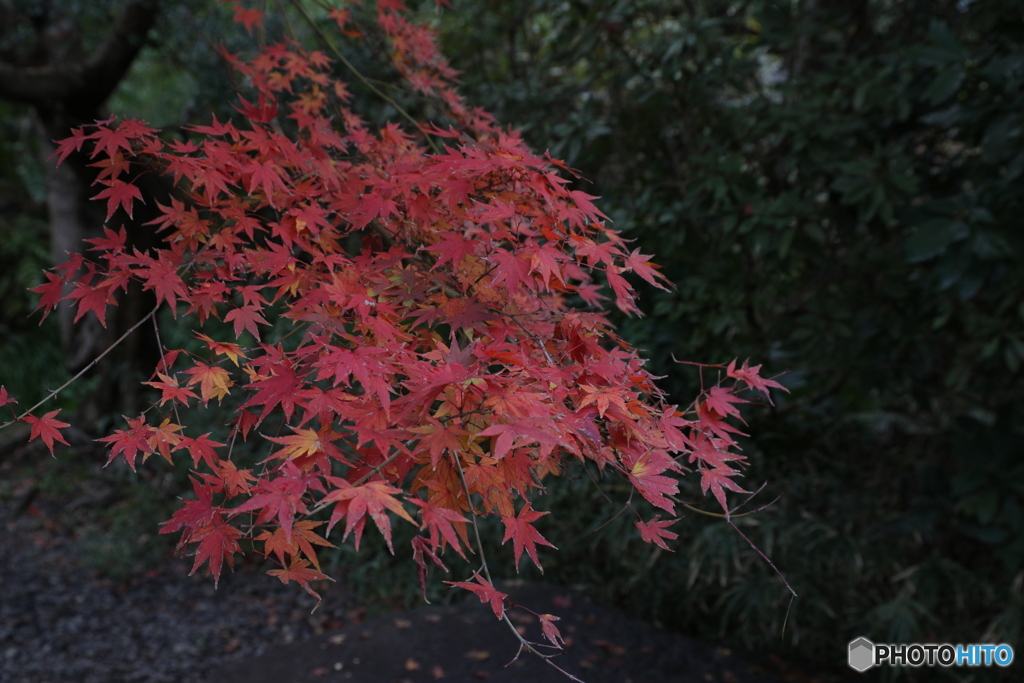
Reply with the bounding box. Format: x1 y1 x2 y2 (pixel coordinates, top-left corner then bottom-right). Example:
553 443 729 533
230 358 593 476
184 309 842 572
0 0 162 424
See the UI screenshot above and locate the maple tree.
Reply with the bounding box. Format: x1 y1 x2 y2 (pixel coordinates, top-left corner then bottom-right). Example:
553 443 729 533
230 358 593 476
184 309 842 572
0 0 787 675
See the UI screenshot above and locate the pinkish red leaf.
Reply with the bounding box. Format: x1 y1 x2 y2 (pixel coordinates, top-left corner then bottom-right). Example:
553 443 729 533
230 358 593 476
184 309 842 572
23 410 69 455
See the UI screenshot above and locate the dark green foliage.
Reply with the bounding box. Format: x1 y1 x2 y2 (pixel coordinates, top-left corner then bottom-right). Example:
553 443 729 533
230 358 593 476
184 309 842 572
440 0 1024 675
0 100 66 406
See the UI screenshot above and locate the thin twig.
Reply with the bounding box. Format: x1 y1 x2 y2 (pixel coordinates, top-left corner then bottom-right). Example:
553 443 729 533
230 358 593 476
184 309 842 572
306 449 403 517
492 308 557 366
287 0 440 154
436 409 488 424
449 452 586 681
581 461 636 534
730 481 768 515
678 500 772 520
1 304 160 429
151 312 183 427
728 519 797 600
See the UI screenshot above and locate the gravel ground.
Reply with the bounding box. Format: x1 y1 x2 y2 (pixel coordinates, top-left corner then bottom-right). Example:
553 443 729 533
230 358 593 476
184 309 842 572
0 507 361 683
0 441 363 683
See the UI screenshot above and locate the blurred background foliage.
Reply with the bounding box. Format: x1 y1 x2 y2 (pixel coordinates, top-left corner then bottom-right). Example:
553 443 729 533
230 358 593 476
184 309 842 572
1 0 1022 680
436 0 1024 678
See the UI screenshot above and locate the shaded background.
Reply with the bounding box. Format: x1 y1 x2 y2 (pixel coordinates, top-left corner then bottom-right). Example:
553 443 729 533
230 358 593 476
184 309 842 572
0 1 1021 681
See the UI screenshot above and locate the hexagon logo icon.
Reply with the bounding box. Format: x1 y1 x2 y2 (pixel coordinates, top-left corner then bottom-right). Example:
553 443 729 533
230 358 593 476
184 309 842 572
849 637 875 672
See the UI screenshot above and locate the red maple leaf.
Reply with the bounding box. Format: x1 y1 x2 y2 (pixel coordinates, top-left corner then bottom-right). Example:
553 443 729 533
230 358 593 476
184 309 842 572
85 226 128 253
695 398 747 445
90 124 134 159
323 480 415 553
409 419 470 468
622 248 670 289
501 503 556 572
490 250 532 294
423 232 476 269
635 516 679 551
539 613 565 649
23 410 70 455
477 419 559 462
242 357 301 421
628 450 681 514
243 158 285 205
147 418 182 463
258 520 334 569
139 256 188 310
67 280 116 327
143 373 198 407
411 535 449 602
446 572 508 620
29 272 64 320
701 466 748 515
0 386 16 410
726 359 787 401
233 463 321 543
232 5 265 32
98 416 154 471
179 433 225 469
183 363 233 404
267 557 333 605
410 498 468 559
702 386 748 421
217 459 256 497
189 518 242 587
160 477 215 537
224 304 269 341
606 266 639 315
50 126 90 164
92 179 144 220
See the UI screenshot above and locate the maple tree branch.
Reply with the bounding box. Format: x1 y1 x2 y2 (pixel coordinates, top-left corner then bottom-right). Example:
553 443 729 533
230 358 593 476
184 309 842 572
670 483 781 520
353 450 401 487
728 518 797 600
492 308 557 366
678 501 750 519
435 409 489 424
729 480 768 515
288 0 440 154
225 419 241 462
0 304 159 432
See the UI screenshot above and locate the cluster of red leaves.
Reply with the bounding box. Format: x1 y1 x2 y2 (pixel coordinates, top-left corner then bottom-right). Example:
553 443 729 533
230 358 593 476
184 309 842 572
11 0 783 623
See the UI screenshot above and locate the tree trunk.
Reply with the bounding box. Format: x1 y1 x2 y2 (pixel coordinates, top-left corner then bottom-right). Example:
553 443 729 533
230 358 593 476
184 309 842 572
0 0 161 426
